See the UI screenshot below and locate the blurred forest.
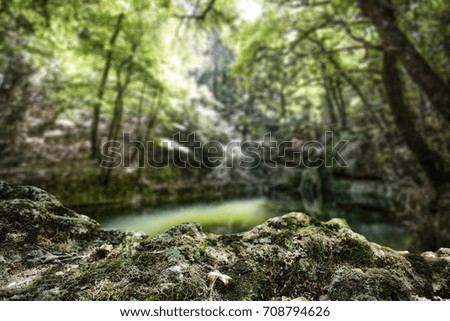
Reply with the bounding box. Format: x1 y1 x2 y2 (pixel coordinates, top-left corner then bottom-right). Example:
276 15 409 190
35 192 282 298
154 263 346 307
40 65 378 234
0 0 449 250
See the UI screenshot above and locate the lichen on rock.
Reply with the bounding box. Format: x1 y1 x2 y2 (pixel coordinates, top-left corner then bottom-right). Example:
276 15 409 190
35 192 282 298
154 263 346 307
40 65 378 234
0 180 449 301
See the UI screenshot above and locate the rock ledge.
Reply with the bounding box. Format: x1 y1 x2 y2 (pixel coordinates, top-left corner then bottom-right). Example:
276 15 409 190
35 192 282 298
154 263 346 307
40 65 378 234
1 181 449 301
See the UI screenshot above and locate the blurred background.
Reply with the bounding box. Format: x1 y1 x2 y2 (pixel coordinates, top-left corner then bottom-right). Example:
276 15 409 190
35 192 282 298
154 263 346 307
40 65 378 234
1 0 449 251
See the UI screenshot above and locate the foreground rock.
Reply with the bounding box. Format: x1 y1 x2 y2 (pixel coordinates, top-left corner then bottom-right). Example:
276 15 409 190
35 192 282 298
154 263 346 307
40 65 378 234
1 181 449 300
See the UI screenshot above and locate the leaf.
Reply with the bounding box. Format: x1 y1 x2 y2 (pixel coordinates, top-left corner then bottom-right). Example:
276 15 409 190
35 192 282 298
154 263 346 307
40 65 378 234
207 270 234 286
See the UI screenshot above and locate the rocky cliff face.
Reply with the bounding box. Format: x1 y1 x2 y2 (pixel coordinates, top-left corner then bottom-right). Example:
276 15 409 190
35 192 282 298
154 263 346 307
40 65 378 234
0 180 449 301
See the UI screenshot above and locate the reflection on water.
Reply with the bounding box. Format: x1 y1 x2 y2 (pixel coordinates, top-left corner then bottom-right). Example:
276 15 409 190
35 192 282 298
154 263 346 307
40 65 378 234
85 198 411 251
96 198 269 235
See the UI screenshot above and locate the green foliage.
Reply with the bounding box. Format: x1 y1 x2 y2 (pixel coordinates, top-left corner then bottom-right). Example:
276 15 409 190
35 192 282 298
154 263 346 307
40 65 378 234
1 0 449 200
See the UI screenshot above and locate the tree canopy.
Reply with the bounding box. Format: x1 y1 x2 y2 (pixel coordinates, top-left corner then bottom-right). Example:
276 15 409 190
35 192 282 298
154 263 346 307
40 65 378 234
1 0 449 248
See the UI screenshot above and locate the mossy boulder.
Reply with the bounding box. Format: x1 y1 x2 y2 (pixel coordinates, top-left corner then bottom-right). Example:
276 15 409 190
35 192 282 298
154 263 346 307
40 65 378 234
0 181 449 301
0 181 99 253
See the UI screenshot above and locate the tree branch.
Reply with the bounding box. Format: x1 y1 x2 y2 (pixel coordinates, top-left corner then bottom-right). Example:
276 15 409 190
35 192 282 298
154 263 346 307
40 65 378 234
337 19 382 50
173 0 216 21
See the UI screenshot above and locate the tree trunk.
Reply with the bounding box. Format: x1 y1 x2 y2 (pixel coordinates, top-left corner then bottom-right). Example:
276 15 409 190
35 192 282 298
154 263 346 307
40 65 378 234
99 87 125 185
279 89 287 118
321 64 338 129
357 0 450 122
333 78 348 131
382 51 450 190
90 13 124 159
99 60 133 186
130 91 161 164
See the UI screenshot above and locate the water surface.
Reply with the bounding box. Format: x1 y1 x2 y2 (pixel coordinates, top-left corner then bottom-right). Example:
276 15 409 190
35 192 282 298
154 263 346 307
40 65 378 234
87 198 411 250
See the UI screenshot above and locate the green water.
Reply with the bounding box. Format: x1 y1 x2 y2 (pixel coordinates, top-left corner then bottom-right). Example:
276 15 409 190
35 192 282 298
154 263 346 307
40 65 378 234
96 198 268 235
88 198 412 250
